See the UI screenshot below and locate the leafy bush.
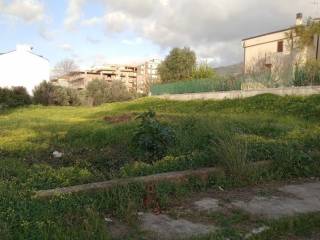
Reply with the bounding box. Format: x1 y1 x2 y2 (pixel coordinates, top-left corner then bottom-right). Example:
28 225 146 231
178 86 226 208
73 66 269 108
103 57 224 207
132 110 176 163
33 81 80 106
86 79 133 106
0 86 31 109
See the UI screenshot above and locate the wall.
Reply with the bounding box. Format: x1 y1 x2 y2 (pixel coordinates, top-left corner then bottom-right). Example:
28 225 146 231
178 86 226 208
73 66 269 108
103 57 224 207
154 86 320 101
0 50 49 94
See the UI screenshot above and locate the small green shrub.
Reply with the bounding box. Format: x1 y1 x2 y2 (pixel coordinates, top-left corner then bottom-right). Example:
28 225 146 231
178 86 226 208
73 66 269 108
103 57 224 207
132 110 176 163
0 86 31 109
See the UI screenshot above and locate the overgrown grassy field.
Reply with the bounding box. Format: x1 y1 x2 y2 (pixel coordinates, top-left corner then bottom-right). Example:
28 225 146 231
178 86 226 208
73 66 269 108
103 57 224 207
1 94 320 239
151 77 241 95
2 94 320 187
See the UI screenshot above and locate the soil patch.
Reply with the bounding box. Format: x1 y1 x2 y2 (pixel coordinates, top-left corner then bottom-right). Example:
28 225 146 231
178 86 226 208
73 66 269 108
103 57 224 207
104 113 136 124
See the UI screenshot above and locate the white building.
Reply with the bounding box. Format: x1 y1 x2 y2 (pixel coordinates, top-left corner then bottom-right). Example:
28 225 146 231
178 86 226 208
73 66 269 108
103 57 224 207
0 45 50 94
137 59 161 93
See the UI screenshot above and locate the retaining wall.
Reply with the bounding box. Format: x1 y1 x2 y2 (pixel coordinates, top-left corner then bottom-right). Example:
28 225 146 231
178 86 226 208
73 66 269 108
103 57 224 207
154 86 320 101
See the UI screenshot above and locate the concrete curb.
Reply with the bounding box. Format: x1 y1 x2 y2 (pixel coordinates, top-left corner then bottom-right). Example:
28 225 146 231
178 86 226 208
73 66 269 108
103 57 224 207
35 161 271 198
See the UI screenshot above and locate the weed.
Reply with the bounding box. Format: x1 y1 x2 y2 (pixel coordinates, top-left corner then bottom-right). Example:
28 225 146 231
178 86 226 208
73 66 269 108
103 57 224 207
132 110 176 163
210 132 252 184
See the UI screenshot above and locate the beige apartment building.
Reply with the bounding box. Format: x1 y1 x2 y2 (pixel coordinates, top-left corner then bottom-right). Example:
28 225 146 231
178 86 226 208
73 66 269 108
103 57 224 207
52 59 161 94
242 13 320 74
52 64 138 91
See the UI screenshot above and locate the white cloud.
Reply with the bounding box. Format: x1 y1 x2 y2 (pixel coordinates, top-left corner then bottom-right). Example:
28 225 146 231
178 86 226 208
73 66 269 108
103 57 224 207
104 0 315 65
82 16 102 26
59 43 74 52
92 54 156 65
39 27 56 41
0 0 45 23
64 0 87 30
102 0 156 17
86 36 101 44
105 11 133 32
121 37 143 45
64 0 315 66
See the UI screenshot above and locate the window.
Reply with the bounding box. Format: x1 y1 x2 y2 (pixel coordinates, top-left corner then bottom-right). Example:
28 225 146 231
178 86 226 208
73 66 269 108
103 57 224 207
265 63 272 69
277 41 284 53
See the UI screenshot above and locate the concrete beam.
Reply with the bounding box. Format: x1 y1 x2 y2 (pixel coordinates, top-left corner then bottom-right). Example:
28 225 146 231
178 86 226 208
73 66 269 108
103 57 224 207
35 161 271 199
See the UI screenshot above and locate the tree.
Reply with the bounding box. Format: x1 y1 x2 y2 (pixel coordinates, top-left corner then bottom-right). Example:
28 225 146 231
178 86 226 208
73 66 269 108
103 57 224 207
33 81 80 106
158 47 196 83
290 20 320 86
33 81 56 105
86 79 133 106
0 86 31 109
52 59 79 78
86 79 109 106
292 19 320 48
192 62 216 79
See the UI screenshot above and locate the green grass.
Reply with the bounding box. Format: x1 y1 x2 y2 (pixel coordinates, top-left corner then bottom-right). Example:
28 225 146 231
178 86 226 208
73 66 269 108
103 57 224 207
191 212 320 240
151 77 241 95
1 94 320 189
1 94 320 238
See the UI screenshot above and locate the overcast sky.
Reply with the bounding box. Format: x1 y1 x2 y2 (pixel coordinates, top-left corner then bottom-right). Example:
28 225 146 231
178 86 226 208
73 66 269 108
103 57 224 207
0 0 317 68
